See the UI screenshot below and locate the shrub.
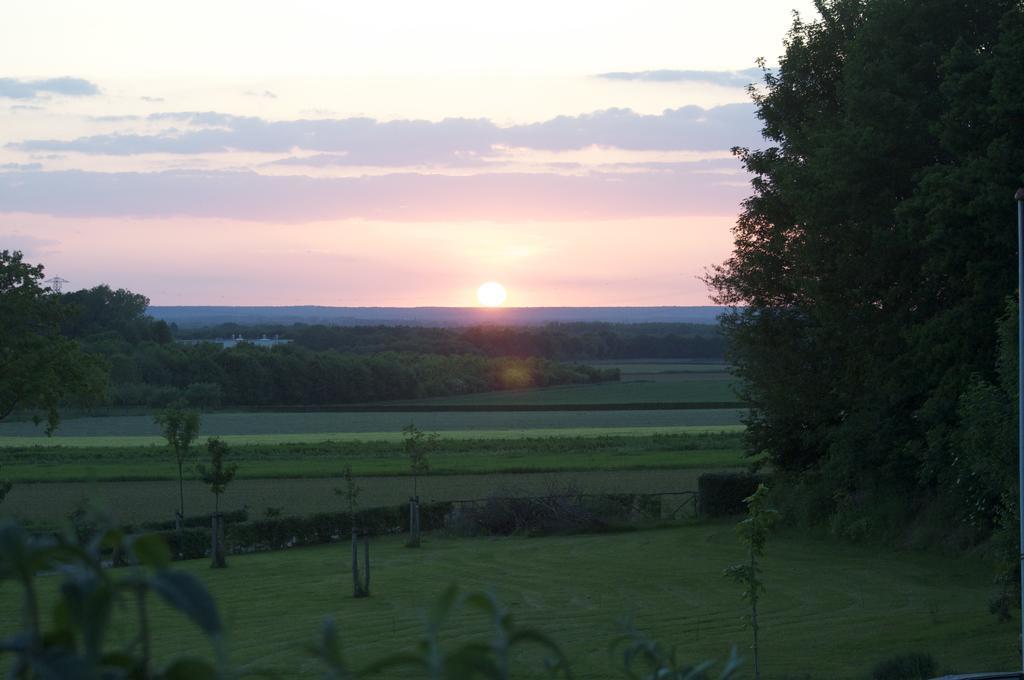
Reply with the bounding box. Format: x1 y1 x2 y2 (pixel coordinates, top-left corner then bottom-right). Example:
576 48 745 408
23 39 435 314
147 502 455 559
159 526 211 560
140 508 248 531
71 494 667 562
870 652 937 680
446 487 663 537
698 472 769 517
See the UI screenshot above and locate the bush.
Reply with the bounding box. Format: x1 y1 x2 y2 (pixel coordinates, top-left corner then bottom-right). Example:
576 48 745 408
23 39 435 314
698 472 769 517
870 652 937 680
140 508 248 531
148 502 456 559
158 527 210 560
87 494 666 561
446 487 663 537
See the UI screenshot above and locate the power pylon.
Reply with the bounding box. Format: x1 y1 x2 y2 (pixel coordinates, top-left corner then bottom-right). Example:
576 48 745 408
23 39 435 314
45 276 69 293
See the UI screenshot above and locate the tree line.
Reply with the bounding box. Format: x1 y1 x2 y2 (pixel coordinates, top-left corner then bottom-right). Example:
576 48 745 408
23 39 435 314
41 282 617 409
706 0 1024 584
181 320 727 360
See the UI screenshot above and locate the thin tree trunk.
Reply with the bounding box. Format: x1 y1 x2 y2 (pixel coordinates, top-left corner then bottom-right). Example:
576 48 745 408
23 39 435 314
363 532 370 596
351 528 362 597
407 497 421 547
211 513 226 568
177 459 185 526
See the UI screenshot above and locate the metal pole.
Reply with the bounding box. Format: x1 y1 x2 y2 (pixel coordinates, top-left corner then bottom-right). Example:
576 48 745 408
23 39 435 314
1016 186 1024 672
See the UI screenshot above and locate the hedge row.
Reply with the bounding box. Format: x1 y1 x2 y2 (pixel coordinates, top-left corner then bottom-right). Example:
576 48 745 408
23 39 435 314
158 501 454 560
155 492 679 560
139 509 249 532
447 492 664 537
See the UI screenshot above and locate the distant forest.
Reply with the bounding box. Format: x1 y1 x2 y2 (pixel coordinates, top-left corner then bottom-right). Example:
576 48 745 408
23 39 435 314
56 286 722 410
148 305 728 327
185 321 725 361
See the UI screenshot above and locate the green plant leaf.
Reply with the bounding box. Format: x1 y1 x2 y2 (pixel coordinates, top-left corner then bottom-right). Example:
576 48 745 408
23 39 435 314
130 534 172 568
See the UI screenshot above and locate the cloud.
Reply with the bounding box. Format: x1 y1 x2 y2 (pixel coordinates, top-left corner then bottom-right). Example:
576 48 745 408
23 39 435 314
598 68 764 88
502 105 756 152
0 77 100 99
244 89 278 99
90 115 142 122
9 104 761 164
0 166 748 223
266 150 493 168
140 96 165 102
0 233 61 256
0 162 43 171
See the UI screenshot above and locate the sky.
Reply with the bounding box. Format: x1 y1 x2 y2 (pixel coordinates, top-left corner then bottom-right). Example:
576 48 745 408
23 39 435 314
0 0 818 307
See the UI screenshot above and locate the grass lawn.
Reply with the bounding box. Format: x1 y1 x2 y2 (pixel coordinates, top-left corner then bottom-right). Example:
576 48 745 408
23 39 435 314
0 524 1011 678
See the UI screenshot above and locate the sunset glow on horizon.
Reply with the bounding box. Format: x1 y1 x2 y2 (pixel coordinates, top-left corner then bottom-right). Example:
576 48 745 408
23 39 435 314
0 0 820 306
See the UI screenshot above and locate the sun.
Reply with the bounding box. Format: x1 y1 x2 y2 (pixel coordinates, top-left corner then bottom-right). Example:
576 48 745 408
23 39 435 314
476 281 507 307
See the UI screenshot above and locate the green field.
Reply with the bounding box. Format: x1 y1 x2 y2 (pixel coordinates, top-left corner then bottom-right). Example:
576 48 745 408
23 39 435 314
0 525 1010 678
0 431 747 481
397 362 739 406
588 361 732 374
397 379 739 406
0 408 746 443
1 429 747 526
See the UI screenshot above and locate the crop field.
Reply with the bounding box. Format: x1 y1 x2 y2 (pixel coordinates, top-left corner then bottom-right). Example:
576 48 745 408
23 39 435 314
400 362 739 406
0 363 750 530
1 428 747 527
398 378 739 406
0 525 1011 678
589 361 732 373
0 431 747 481
0 408 746 443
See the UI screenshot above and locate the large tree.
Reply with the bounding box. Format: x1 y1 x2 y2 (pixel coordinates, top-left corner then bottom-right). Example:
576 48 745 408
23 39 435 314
0 251 106 434
707 0 1024 535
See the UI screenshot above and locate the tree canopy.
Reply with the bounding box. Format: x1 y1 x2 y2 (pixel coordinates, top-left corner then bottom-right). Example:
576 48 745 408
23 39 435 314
706 0 1024 539
0 251 106 434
